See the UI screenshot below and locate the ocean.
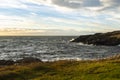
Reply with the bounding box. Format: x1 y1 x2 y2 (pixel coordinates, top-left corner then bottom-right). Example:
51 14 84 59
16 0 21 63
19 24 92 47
0 36 120 62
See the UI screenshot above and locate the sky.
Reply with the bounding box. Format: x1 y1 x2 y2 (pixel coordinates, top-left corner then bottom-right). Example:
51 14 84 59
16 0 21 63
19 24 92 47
0 0 120 36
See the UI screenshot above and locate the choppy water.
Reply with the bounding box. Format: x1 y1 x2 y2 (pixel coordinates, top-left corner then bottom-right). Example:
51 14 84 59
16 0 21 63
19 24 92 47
0 36 120 62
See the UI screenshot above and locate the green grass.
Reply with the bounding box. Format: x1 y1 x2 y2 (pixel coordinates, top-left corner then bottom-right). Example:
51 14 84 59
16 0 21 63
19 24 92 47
0 58 120 80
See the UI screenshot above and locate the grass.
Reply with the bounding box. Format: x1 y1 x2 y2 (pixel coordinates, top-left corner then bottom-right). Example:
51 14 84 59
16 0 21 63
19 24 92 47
0 57 120 80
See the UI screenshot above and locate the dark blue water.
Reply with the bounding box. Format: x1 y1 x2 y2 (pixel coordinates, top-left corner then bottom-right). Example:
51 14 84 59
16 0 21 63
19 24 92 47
0 36 120 61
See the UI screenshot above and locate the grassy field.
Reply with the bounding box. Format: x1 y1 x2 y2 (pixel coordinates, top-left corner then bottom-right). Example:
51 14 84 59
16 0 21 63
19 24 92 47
0 57 120 80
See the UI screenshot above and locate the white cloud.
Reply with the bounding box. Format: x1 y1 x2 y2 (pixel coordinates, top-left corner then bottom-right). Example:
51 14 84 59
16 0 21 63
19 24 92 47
0 15 38 29
0 0 28 9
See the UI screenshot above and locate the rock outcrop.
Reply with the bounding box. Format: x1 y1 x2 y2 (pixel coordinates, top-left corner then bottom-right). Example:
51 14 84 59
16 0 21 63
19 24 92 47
16 57 42 64
71 31 120 46
0 57 42 66
0 60 14 65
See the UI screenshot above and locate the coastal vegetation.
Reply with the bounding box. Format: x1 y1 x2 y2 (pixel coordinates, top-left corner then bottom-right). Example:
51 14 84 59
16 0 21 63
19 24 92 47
0 55 120 80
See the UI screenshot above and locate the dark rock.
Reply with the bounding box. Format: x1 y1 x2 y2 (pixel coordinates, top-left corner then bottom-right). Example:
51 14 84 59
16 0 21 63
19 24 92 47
0 57 42 66
0 60 14 65
16 57 42 64
71 31 120 46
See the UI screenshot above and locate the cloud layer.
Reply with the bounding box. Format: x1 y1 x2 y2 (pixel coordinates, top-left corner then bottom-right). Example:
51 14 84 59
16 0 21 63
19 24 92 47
52 0 120 10
52 0 102 9
0 0 120 35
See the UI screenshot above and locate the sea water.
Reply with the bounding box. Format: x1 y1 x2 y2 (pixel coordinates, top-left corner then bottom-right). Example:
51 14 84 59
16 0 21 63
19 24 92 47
0 36 120 62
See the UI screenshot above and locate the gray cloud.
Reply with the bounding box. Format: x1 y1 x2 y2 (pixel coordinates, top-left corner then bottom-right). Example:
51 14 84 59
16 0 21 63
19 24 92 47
51 0 102 9
107 0 120 6
100 0 120 11
51 0 82 9
83 0 102 7
51 0 120 12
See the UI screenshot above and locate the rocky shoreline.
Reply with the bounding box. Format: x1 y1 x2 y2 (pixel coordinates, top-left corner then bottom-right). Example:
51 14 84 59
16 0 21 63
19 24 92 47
1 54 120 66
71 31 120 46
0 57 42 66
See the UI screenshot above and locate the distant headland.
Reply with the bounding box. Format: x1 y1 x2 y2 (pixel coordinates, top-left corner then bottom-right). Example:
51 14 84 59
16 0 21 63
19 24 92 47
71 31 120 46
